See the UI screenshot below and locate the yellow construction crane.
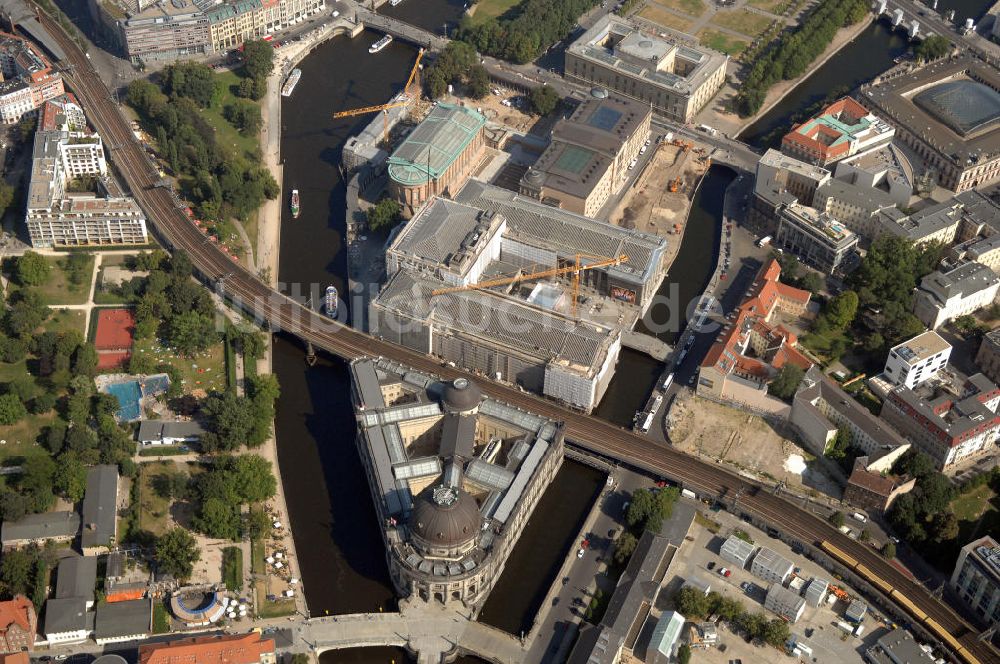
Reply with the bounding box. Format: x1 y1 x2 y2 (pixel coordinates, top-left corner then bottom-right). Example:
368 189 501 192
332 48 425 142
431 254 630 317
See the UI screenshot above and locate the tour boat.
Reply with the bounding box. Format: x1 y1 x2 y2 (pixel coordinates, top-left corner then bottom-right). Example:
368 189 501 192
290 189 300 218
281 68 302 97
389 0 404 6
369 34 393 54
324 285 339 318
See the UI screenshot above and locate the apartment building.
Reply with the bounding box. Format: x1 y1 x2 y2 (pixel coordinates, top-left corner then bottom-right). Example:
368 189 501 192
913 261 1000 329
882 330 951 389
564 15 727 123
0 32 64 123
881 373 1000 472
25 130 148 248
950 536 1000 627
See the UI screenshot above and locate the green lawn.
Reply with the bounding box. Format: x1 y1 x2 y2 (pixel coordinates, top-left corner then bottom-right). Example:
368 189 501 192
222 546 243 592
653 0 706 17
709 9 774 37
152 601 171 634
132 335 227 394
952 484 997 522
697 29 750 55
137 461 182 537
465 0 522 25
205 70 261 161
0 359 60 463
6 254 94 306
42 309 86 337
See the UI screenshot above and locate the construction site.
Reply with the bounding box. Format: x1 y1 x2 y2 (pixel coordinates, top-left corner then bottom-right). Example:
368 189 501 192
610 136 713 243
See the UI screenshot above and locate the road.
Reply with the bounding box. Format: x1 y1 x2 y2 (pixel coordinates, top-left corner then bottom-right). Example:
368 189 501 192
34 9 997 664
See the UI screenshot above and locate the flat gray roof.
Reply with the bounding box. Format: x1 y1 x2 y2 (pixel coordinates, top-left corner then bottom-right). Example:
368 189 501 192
817 178 895 211
388 197 501 273
1 511 79 544
44 597 89 635
919 260 1000 303
94 598 152 640
81 465 118 549
866 629 935 664
56 555 98 600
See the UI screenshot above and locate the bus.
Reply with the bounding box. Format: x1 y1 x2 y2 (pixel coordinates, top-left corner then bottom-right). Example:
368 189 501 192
662 373 675 390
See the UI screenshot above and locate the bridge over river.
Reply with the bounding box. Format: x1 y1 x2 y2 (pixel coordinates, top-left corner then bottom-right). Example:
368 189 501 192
29 8 998 664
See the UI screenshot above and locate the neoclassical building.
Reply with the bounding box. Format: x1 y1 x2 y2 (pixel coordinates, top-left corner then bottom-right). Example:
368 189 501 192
349 357 564 613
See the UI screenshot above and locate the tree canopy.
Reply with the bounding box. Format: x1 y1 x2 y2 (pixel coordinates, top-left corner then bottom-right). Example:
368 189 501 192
914 35 950 62
15 252 50 287
768 365 804 401
625 487 679 533
367 198 402 233
529 86 560 116
155 528 201 579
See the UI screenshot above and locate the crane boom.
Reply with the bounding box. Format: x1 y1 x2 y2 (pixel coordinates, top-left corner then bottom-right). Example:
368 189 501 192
331 48 424 120
431 255 629 296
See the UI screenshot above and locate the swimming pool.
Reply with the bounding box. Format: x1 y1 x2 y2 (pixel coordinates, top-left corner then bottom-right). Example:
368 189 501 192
107 380 142 421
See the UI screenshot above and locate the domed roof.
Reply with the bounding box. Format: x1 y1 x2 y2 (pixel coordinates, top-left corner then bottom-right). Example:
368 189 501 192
524 168 544 185
410 486 481 548
440 377 482 413
591 86 609 99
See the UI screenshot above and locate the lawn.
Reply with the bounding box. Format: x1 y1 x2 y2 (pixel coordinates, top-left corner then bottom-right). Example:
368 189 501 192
132 335 227 395
254 580 296 619
152 601 171 634
697 29 750 55
137 460 183 537
951 484 997 522
465 0 522 25
42 309 86 337
652 0 706 17
222 546 243 592
747 0 791 14
0 359 60 463
205 70 261 161
638 4 693 32
7 254 95 306
709 9 775 37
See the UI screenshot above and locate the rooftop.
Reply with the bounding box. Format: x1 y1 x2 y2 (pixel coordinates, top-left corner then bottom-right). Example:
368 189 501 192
43 597 89 635
817 177 896 211
759 149 831 181
782 97 893 161
0 596 34 634
94 598 151 640
81 465 118 550
887 372 1000 445
780 203 858 247
55 556 97 601
919 260 1000 304
866 628 934 664
0 511 79 544
863 56 1000 167
961 535 1000 587
890 330 951 365
138 633 276 664
455 180 666 286
136 419 205 443
567 15 727 96
387 103 486 186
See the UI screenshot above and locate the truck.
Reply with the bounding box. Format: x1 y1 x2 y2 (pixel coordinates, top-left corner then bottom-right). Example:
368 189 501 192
697 124 718 136
681 488 697 500
662 373 675 390
638 411 654 433
756 235 772 248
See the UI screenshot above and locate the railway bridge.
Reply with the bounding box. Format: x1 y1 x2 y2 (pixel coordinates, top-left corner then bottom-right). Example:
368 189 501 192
27 8 999 664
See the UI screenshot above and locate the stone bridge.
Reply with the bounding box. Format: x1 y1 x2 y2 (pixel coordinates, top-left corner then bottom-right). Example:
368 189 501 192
355 7 448 49
301 604 524 664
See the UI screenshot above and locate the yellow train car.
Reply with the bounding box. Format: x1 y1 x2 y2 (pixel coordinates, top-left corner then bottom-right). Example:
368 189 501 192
856 563 893 595
924 618 982 664
889 589 928 623
821 540 859 569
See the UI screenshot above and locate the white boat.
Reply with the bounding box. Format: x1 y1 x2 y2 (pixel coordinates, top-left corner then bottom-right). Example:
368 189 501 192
324 285 338 318
281 68 302 97
369 34 393 53
389 0 404 5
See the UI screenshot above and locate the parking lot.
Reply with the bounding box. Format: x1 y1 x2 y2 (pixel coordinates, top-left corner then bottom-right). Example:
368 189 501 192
646 506 899 663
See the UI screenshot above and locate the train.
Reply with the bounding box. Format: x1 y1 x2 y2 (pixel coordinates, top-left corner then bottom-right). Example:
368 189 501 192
820 541 982 664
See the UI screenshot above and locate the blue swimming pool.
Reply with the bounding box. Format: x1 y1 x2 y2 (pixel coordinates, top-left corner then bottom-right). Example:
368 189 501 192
107 380 142 421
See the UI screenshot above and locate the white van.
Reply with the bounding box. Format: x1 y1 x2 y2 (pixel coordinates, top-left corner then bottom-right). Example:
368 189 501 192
852 512 868 523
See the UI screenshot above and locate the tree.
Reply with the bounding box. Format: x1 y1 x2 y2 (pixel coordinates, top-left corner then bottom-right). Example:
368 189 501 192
289 655 311 664
163 62 217 107
612 531 637 565
72 344 98 378
224 100 262 135
529 85 560 116
624 487 677 533
828 511 845 528
0 182 14 219
31 393 56 415
226 454 277 503
202 392 256 452
858 528 871 543
0 549 33 598
768 364 804 401
821 290 859 330
468 65 491 99
5 290 49 338
677 644 691 664
881 541 896 559
798 271 824 295
244 508 271 541
0 394 26 425
893 448 936 481
155 528 201 579
53 453 88 503
763 618 790 647
15 251 50 287
931 511 959 543
193 497 241 540
674 586 710 619
914 35 950 61
242 40 275 80
366 198 402 233
168 311 218 357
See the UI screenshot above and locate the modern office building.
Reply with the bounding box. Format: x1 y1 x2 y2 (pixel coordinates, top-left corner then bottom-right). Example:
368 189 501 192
26 130 148 248
792 366 909 460
882 330 952 389
520 96 651 217
387 103 487 212
881 372 1000 472
781 97 894 167
976 327 1000 385
698 259 812 413
564 15 727 123
0 32 64 123
755 149 831 208
118 2 212 63
913 261 1000 329
764 584 806 623
349 358 564 613
751 547 794 585
950 536 1000 626
775 202 859 273
862 56 1000 192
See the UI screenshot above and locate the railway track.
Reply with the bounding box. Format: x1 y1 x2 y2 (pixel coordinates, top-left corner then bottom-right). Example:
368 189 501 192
30 8 999 663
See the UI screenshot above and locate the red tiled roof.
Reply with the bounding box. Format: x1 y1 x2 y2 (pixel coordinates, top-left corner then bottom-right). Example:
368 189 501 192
0 596 34 635
847 466 897 498
0 653 30 664
94 308 135 351
138 633 276 664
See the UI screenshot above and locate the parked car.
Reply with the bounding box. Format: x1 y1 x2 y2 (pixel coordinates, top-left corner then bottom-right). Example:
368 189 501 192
707 561 716 570
577 548 585 559
718 567 731 577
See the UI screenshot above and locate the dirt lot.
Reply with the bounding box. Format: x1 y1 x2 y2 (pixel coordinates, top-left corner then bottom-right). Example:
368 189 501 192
667 395 841 499
609 143 709 239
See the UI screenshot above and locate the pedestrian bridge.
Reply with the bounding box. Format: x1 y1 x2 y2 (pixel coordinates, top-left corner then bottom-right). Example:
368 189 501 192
302 605 524 664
